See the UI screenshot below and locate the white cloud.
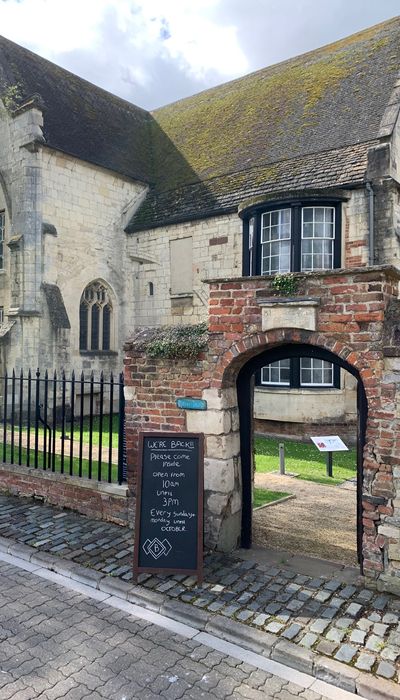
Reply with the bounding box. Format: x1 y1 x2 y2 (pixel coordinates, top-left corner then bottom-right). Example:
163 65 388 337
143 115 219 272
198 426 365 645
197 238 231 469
0 0 111 52
0 0 248 84
0 0 398 109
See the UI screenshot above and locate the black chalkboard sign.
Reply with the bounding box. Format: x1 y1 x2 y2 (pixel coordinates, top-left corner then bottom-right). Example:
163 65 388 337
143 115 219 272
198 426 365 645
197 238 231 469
133 432 204 582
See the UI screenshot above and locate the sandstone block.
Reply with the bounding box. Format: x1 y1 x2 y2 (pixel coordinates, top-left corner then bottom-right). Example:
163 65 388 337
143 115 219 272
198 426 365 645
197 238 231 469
206 431 240 460
261 300 318 332
207 493 229 515
204 457 235 493
378 524 400 540
202 387 237 409
186 409 231 435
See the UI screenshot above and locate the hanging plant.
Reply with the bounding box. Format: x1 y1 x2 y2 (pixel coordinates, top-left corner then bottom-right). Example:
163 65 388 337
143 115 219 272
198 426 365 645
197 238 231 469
271 273 299 296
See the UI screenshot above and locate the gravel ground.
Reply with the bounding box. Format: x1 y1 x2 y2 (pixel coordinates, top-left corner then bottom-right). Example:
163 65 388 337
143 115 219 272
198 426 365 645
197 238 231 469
253 472 357 565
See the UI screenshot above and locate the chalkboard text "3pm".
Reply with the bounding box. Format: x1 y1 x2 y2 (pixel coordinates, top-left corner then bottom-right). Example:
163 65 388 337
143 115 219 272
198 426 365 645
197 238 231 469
163 497 179 506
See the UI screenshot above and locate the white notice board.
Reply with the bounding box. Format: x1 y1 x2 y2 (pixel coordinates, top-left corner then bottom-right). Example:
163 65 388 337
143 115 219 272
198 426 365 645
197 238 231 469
310 435 348 452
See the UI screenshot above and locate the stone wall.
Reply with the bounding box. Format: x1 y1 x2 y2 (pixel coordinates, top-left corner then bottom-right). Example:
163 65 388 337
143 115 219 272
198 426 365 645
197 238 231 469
40 148 146 376
254 369 357 428
128 214 243 328
124 266 400 593
254 419 357 445
0 99 147 376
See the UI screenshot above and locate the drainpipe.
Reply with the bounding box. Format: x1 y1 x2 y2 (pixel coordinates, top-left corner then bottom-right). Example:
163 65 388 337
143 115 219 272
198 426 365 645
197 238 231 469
366 181 374 266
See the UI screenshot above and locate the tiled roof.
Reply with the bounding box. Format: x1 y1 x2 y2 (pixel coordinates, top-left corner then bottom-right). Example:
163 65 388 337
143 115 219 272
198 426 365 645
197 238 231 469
128 141 373 230
131 16 400 230
0 36 153 183
1 16 399 231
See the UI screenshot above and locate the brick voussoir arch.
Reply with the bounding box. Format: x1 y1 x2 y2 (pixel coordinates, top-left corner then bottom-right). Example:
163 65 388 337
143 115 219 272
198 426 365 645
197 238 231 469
213 327 373 389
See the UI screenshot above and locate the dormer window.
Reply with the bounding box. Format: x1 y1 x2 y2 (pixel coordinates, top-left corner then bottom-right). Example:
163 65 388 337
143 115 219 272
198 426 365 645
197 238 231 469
242 201 341 276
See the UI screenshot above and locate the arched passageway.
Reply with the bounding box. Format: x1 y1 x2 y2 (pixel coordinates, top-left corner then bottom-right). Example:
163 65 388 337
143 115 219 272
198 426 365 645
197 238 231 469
237 342 367 571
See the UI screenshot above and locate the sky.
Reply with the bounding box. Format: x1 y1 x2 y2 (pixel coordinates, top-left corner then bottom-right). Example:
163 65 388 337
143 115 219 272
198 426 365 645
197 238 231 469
0 0 399 110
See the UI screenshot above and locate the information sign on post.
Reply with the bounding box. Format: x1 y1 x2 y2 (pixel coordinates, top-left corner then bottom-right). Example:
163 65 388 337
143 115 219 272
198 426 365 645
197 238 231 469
310 435 348 478
133 432 204 583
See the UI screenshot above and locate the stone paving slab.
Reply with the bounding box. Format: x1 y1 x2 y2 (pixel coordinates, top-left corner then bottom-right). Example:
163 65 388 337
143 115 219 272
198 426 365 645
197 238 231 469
1 494 400 693
0 559 335 700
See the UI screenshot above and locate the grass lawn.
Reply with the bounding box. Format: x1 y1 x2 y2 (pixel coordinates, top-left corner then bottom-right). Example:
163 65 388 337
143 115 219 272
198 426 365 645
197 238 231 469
254 436 357 486
16 415 120 449
253 487 291 508
1 443 119 483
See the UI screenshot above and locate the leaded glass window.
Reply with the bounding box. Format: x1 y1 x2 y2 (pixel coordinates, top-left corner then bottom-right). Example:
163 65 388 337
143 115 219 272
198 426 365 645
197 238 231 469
79 282 113 352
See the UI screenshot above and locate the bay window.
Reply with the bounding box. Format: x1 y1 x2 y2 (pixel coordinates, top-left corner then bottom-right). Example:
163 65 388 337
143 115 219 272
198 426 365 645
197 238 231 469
242 200 341 276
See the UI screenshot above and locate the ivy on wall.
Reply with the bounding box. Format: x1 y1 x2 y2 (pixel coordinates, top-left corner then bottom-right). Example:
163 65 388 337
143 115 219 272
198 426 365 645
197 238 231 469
131 322 208 359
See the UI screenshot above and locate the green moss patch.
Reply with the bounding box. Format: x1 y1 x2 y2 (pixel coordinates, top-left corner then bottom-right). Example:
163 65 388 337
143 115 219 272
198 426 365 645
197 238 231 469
130 322 208 359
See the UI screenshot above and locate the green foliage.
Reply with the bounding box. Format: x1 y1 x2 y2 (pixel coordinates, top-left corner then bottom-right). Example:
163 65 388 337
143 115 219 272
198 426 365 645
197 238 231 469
271 273 298 296
255 436 356 486
0 81 23 112
138 322 208 359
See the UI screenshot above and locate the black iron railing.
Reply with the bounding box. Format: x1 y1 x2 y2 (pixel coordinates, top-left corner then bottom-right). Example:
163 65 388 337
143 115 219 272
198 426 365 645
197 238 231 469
1 369 126 484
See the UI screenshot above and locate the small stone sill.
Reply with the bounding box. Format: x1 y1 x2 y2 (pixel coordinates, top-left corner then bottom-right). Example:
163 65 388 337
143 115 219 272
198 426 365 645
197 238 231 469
79 350 118 357
170 292 194 299
256 296 320 307
255 386 342 394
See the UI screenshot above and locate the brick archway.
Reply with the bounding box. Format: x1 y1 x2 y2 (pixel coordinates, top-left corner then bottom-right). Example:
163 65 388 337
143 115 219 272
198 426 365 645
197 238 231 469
234 339 367 567
124 267 400 592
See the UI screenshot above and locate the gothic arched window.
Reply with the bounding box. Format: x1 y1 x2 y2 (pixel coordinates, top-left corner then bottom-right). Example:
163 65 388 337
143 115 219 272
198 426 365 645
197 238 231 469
79 282 113 352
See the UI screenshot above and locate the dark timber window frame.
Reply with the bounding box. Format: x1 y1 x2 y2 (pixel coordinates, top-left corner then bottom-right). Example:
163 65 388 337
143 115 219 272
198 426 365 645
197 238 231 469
241 199 342 277
256 358 340 389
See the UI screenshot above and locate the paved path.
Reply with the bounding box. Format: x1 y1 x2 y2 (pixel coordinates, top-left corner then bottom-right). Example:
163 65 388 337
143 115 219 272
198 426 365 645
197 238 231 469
0 558 336 700
253 474 357 565
0 494 399 696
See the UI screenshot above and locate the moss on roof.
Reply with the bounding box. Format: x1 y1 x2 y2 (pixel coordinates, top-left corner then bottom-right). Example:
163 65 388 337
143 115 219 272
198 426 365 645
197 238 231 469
150 16 400 193
0 35 153 183
0 16 399 231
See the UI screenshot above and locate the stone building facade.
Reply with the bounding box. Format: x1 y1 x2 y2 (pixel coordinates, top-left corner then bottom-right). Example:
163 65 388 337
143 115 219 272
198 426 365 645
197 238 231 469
0 18 399 589
0 20 398 436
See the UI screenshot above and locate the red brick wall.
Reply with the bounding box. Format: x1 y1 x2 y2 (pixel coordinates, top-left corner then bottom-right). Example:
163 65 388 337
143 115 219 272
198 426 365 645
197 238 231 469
254 419 357 445
0 464 132 526
124 355 209 490
125 266 400 585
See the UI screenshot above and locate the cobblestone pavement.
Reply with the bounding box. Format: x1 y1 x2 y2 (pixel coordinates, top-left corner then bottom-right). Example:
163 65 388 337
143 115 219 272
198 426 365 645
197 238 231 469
0 494 399 685
0 560 330 700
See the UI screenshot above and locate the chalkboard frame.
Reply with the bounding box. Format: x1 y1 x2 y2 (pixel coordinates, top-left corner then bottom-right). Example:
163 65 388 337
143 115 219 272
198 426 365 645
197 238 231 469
133 432 204 583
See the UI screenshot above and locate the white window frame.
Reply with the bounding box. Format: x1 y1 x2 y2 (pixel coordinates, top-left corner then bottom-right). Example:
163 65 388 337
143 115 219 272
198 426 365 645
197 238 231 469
301 206 335 272
261 359 291 386
261 208 291 275
300 358 334 387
